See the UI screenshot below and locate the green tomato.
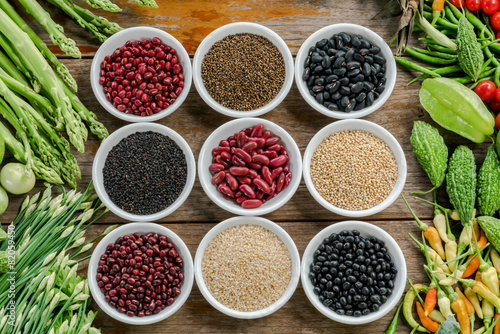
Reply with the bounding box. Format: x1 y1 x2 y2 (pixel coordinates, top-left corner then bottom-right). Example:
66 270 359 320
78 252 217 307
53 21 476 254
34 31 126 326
0 163 36 195
0 186 7 215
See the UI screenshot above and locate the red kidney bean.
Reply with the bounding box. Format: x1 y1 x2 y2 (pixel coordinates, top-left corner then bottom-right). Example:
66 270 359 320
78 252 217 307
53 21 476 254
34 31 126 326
211 171 226 185
225 173 238 191
208 124 292 209
239 184 256 199
261 166 272 186
242 141 257 153
209 163 225 173
270 155 287 167
265 136 281 146
241 199 263 209
276 172 285 192
237 176 252 184
229 166 249 176
253 178 271 194
250 124 264 137
231 155 246 167
252 154 269 166
234 148 252 163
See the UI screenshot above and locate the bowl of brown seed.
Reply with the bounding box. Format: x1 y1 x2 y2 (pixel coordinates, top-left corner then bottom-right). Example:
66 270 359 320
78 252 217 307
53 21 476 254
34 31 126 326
192 22 294 118
302 119 406 217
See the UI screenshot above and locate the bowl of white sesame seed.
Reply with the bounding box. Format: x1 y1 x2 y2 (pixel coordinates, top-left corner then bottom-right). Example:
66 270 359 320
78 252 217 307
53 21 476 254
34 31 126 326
303 119 406 217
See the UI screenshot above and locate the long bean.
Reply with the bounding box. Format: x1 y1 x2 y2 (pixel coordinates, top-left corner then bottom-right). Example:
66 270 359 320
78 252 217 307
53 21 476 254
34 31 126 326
412 47 458 60
423 11 458 30
394 56 442 77
405 47 458 65
445 5 459 25
420 39 458 53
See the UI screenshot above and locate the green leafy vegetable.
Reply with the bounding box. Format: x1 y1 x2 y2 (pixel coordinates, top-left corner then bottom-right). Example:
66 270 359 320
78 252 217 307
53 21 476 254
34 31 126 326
435 316 461 334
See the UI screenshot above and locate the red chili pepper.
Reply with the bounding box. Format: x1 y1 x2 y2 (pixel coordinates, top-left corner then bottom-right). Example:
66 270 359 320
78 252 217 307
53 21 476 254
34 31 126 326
424 288 437 316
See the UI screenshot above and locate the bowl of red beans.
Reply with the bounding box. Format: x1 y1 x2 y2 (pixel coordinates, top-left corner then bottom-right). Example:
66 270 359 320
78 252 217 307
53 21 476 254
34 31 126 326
198 118 302 216
88 222 194 325
90 26 192 122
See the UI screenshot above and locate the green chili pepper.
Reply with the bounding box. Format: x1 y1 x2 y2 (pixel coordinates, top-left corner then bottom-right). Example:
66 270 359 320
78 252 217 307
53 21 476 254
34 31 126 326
445 4 459 25
405 47 458 65
403 282 430 333
420 78 495 143
423 40 458 54
449 67 496 84
395 56 442 77
385 302 403 334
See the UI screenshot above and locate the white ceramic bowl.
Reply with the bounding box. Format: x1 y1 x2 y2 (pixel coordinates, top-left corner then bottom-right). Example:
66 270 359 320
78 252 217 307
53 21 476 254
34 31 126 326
192 22 294 118
198 118 302 216
90 26 192 122
88 222 194 325
295 24 396 119
194 216 300 319
92 123 196 221
303 119 406 217
301 221 406 324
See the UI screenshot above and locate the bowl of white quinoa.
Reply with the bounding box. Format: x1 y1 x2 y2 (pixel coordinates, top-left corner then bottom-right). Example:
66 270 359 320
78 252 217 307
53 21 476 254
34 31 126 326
194 216 300 319
303 119 407 217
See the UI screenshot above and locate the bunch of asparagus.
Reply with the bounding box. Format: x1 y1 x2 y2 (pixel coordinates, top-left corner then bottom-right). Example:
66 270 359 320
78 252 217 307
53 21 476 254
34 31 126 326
0 2 110 187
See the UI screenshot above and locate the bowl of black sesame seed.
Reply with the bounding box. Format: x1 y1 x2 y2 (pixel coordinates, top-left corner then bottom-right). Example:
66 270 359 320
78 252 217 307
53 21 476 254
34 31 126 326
92 123 196 221
303 119 407 217
192 22 294 118
301 221 406 324
295 24 396 119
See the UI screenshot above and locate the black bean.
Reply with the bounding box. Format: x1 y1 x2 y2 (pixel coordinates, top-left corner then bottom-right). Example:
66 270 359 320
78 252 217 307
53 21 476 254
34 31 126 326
328 48 337 56
324 68 333 75
316 38 329 48
312 54 323 63
313 65 323 74
369 47 380 54
339 77 350 86
319 50 327 56
325 74 338 83
312 85 324 93
322 55 332 68
351 82 364 94
364 55 373 64
308 46 315 56
304 56 311 68
345 99 355 112
323 91 330 101
339 32 352 43
353 53 364 63
340 87 350 96
353 310 362 317
359 48 369 56
360 39 371 48
335 35 343 49
314 77 325 86
346 61 361 69
302 67 310 81
333 67 346 76
345 49 355 62
374 55 386 64
351 35 361 47
307 76 315 87
347 69 360 77
354 100 366 111
362 62 372 76
363 81 375 91
331 92 342 101
334 57 345 69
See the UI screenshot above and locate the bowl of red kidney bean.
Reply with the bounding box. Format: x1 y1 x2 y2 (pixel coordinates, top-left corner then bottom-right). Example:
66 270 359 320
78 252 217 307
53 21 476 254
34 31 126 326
90 26 192 122
295 24 396 119
88 222 194 325
198 118 302 216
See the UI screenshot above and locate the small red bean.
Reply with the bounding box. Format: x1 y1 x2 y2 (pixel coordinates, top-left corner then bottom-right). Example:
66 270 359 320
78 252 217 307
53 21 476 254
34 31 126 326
253 178 271 194
239 184 256 199
209 163 225 173
250 124 264 137
252 154 269 166
229 166 249 176
231 155 246 167
225 173 239 191
270 155 287 167
242 141 258 153
265 136 281 146
261 166 273 185
211 171 226 185
237 176 252 185
276 172 285 192
234 148 252 163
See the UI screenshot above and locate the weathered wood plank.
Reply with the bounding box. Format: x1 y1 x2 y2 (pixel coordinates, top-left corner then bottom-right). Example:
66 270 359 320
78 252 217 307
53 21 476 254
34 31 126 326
81 220 427 333
15 0 400 56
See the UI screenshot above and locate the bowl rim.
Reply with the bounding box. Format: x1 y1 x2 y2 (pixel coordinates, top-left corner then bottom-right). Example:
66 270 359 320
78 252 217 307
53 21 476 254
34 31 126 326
300 220 407 324
194 216 301 319
88 222 194 325
294 23 397 119
192 22 294 118
302 119 407 217
197 117 302 216
90 26 192 122
92 122 196 221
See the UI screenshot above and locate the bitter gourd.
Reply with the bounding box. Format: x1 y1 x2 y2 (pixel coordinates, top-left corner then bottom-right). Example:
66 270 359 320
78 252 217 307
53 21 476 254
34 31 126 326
446 145 476 226
477 216 500 252
410 121 448 191
477 145 500 216
457 16 483 82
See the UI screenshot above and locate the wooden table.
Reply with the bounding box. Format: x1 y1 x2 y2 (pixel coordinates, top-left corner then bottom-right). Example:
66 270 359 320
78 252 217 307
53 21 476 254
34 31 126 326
3 0 486 332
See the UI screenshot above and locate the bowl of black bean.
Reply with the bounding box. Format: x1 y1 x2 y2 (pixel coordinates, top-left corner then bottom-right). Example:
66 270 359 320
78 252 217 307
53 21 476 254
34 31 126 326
301 221 406 324
295 24 396 119
192 22 294 118
92 123 196 221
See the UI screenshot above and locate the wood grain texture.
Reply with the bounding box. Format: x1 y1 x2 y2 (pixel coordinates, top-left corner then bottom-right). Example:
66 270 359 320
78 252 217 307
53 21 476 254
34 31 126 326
81 221 427 334
1 1 491 333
